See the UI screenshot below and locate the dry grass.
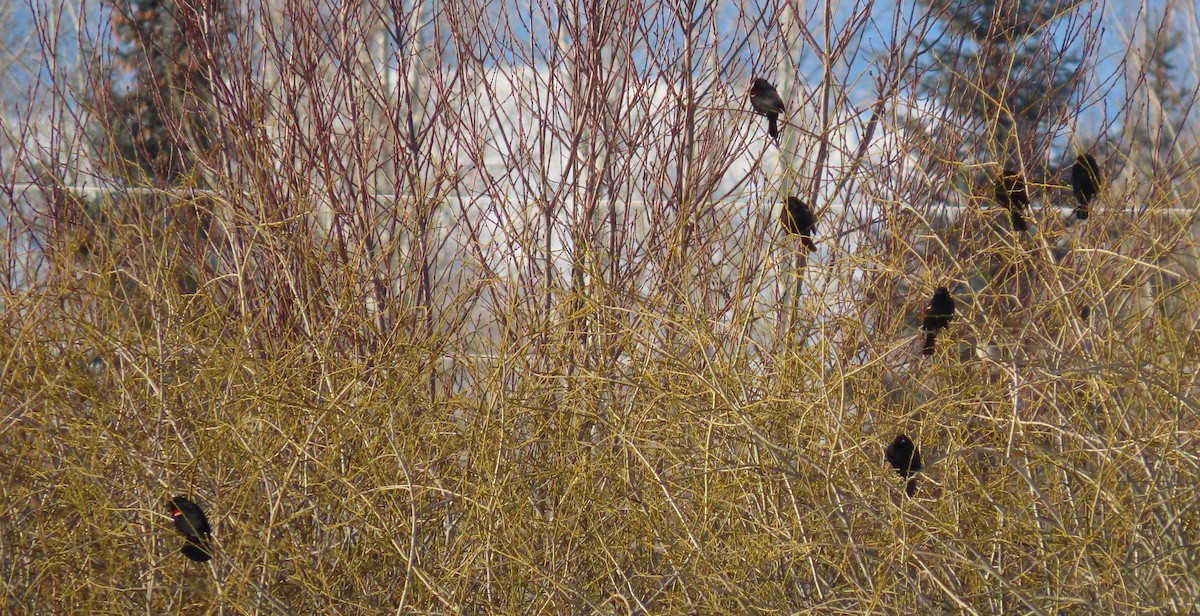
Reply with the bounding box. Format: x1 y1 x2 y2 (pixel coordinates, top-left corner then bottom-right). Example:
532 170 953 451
4 0 1200 613
3 181 1200 614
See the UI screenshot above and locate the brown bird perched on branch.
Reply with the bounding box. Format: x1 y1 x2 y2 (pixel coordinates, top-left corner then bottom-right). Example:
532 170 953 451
1070 153 1102 220
921 286 955 355
749 78 786 143
168 496 213 563
994 168 1030 232
885 434 923 497
781 196 817 251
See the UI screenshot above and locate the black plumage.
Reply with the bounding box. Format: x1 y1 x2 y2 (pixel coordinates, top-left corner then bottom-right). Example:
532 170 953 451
168 496 212 563
749 78 786 142
180 538 211 563
921 286 955 355
994 169 1030 232
1070 154 1101 220
781 196 817 251
885 434 923 497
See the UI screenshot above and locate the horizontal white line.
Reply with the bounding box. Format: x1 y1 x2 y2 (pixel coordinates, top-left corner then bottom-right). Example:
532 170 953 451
5 183 1197 216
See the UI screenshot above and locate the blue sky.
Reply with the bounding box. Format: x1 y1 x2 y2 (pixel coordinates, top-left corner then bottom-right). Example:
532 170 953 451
4 0 1193 163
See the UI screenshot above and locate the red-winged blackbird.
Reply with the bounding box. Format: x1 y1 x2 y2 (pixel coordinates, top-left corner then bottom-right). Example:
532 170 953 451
1070 153 1101 220
781 196 817 251
168 496 212 563
749 78 786 142
994 169 1030 232
921 287 955 355
885 434 923 497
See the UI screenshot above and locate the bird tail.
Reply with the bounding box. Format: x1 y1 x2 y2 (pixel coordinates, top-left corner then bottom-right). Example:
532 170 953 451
905 477 918 497
1073 205 1089 221
922 332 936 355
802 235 816 252
1011 209 1028 232
181 536 212 562
768 114 779 142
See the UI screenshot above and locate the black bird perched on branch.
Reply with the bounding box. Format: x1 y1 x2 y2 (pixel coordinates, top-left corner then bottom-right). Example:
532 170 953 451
994 169 1030 232
1070 153 1102 220
885 434 923 497
781 196 817 251
921 286 955 355
168 496 213 563
749 78 786 142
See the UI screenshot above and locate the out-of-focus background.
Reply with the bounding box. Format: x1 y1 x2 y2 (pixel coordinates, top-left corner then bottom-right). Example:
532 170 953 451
2 0 1199 611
